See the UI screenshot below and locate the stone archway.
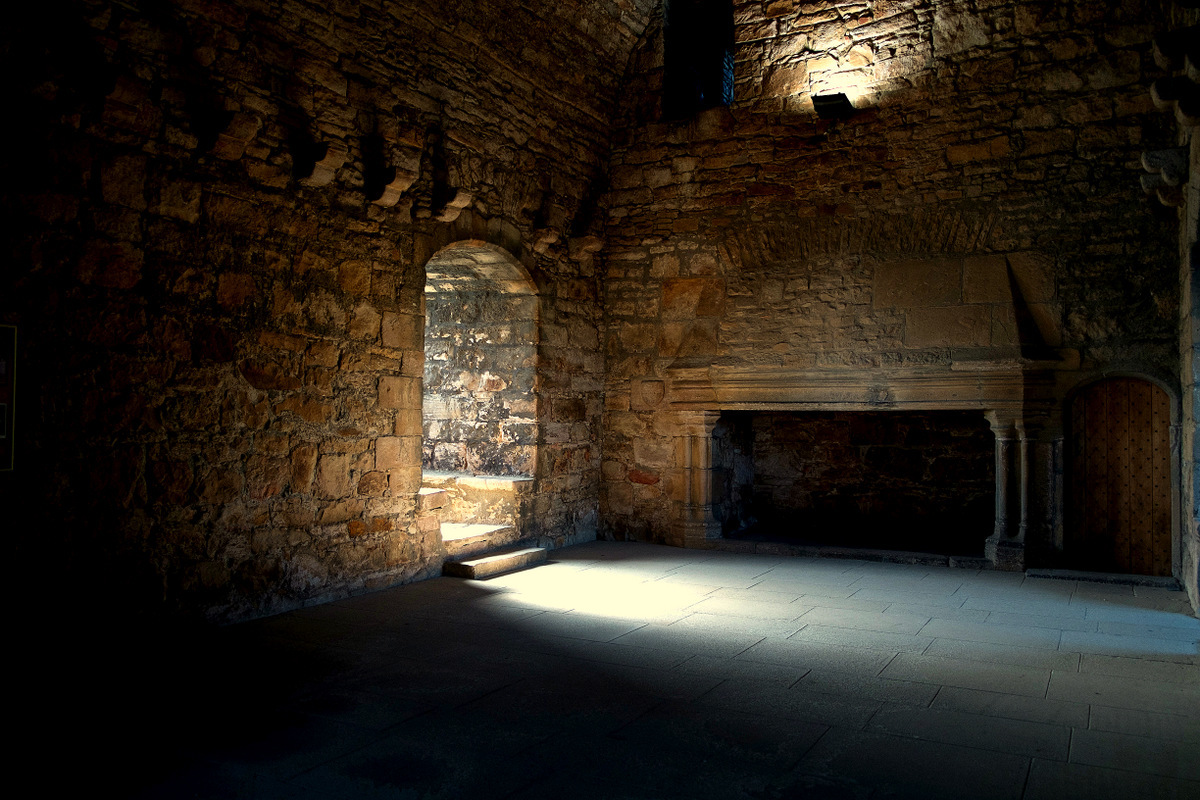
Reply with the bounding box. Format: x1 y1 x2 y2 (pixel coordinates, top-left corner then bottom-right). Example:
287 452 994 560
1067 377 1173 576
418 241 540 562
422 241 538 478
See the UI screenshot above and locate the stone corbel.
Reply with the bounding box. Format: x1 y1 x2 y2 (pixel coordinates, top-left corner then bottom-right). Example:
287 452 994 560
568 235 605 270
372 168 418 208
1140 173 1187 207
1139 149 1190 208
435 189 473 222
371 150 421 208
211 112 262 161
1150 76 1200 127
298 143 347 187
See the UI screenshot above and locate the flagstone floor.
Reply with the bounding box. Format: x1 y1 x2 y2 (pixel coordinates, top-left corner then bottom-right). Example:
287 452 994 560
111 541 1198 799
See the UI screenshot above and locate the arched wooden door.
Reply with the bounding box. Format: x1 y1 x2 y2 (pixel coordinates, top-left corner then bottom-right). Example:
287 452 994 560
1067 378 1172 576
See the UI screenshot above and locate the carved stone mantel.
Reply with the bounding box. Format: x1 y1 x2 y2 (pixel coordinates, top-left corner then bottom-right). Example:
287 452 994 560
662 362 1064 570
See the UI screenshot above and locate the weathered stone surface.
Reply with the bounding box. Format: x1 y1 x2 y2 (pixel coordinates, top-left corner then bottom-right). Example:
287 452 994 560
2 0 1192 625
905 305 991 347
874 258 963 309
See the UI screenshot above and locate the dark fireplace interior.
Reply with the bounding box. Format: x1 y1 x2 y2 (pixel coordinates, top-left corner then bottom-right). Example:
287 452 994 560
713 410 995 557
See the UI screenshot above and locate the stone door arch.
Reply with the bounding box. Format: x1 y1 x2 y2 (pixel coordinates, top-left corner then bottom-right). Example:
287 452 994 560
1067 377 1172 576
421 241 539 477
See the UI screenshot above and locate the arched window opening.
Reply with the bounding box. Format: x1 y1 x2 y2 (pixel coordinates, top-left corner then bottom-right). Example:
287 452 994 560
663 0 735 120
422 244 538 478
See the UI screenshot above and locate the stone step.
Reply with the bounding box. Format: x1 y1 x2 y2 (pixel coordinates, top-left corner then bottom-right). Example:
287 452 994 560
443 547 547 580
441 522 518 559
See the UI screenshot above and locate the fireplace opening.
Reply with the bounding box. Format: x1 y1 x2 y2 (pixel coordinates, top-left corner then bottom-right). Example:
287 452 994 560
712 410 995 557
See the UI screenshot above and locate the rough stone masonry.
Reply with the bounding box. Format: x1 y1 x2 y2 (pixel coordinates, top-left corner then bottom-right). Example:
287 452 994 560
1 0 1196 621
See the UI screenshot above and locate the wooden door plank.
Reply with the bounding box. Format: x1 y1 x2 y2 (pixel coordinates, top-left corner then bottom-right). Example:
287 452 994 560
1075 388 1094 556
1084 383 1110 570
1151 386 1172 576
1127 380 1153 576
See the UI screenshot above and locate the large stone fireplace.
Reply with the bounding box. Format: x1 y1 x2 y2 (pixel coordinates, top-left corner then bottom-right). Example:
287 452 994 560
712 408 995 557
654 361 1063 571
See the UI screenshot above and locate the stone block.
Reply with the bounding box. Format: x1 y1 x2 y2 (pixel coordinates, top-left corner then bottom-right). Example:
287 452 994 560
376 436 421 469
306 341 339 367
338 260 372 295
904 305 991 347
874 257 962 309
357 471 389 496
379 376 420 409
101 154 147 210
291 444 318 494
157 180 201 223
650 254 679 278
634 438 674 470
350 303 382 340
319 498 364 525
933 3 990 55
315 453 352 498
764 63 809 96
245 454 290 500
678 320 720 357
1006 252 1055 302
963 255 1010 304
946 137 1011 165
382 311 422 349
662 278 726 319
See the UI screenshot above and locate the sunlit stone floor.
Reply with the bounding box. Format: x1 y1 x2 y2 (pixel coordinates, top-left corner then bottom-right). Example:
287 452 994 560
72 542 1200 799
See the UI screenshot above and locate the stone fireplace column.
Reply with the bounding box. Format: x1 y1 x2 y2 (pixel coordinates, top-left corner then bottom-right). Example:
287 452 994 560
986 412 1028 571
671 410 723 548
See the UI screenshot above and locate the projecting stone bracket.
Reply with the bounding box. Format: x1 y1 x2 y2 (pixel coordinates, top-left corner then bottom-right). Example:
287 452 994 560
1141 174 1187 207
298 143 347 187
1142 148 1190 186
1151 76 1200 127
211 112 262 161
371 168 419 208
434 189 473 222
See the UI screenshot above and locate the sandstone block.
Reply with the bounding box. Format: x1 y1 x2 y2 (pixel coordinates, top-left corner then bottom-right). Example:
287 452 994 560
873 257 962 309
77 240 143 289
962 255 1010 303
381 312 422 349
291 444 318 493
1006 252 1055 302
245 454 290 499
357 471 389 496
662 278 726 319
630 379 666 411
904 305 990 347
319 499 364 525
218 273 257 309
157 180 201 223
933 3 989 55
350 303 382 340
315 453 352 498
376 436 420 469
338 260 372 295
764 63 809 96
101 154 147 210
379 376 420 409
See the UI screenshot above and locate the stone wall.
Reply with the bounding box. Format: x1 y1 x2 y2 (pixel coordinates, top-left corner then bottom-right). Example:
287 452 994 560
0 0 655 620
600 0 1184 573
